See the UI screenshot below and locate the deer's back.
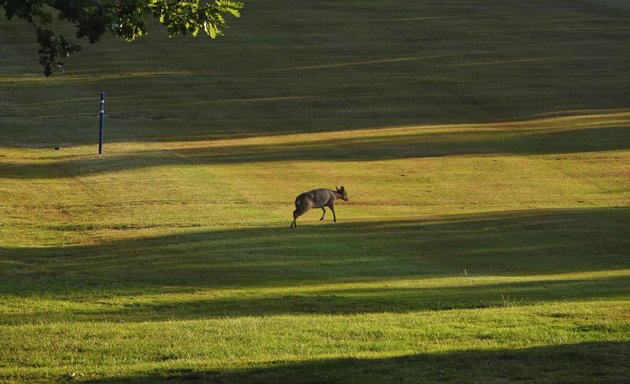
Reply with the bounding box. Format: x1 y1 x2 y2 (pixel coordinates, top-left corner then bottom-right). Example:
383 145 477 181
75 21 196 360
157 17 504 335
297 189 334 208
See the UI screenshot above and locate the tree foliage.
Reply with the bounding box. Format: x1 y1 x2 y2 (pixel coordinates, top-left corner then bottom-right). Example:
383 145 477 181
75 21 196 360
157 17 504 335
0 0 244 75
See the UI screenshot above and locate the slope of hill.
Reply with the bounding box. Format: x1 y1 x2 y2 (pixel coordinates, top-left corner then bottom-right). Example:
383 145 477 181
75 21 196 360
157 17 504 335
0 1 629 383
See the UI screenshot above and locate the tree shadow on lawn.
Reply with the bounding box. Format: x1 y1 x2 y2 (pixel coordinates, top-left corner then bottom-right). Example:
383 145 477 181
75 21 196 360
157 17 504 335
11 273 622 324
81 342 630 384
0 207 628 323
1 123 628 180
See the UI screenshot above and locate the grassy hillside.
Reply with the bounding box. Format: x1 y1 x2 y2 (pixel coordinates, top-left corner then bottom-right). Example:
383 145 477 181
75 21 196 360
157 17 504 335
0 0 629 383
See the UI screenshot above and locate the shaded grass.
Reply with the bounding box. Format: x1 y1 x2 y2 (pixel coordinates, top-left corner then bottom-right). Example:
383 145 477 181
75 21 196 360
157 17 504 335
1 112 630 180
1 209 628 323
1 0 630 146
2 272 628 324
2 310 629 383
79 342 630 384
1 209 628 382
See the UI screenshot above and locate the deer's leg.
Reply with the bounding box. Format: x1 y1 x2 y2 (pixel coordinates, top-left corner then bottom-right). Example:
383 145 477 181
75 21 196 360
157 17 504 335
291 209 300 228
291 206 310 229
329 204 337 222
320 208 326 221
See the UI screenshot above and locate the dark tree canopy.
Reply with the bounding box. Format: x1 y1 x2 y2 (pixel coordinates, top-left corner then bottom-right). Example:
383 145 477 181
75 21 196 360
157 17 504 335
0 0 244 75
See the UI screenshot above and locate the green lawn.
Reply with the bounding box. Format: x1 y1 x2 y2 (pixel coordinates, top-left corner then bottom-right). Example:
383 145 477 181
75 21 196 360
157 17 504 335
1 0 629 383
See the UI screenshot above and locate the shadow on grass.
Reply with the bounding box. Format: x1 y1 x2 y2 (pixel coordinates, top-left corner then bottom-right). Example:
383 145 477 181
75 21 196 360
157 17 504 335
3 0 630 152
1 123 628 179
80 342 630 384
0 208 628 322
6 274 622 324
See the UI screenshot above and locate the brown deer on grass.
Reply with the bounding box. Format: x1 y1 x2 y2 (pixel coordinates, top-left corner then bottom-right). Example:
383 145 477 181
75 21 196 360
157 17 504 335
290 186 349 228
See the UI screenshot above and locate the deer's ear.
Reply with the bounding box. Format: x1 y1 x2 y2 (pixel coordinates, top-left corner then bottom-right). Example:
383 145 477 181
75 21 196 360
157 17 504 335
340 186 345 191
335 185 339 191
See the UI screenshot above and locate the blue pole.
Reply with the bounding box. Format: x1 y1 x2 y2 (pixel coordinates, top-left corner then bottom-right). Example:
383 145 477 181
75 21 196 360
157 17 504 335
99 92 105 154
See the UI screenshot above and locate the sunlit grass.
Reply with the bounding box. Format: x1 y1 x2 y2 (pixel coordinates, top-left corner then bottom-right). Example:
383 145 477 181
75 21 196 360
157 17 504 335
3 270 629 324
2 302 629 383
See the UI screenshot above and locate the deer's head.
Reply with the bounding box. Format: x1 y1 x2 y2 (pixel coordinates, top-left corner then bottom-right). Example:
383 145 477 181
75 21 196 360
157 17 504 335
336 186 349 201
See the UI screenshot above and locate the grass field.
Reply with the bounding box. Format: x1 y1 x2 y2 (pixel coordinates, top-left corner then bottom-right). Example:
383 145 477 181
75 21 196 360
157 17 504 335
1 0 629 382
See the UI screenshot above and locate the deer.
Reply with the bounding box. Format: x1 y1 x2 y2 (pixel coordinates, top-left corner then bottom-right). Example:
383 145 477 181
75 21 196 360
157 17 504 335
290 186 349 228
